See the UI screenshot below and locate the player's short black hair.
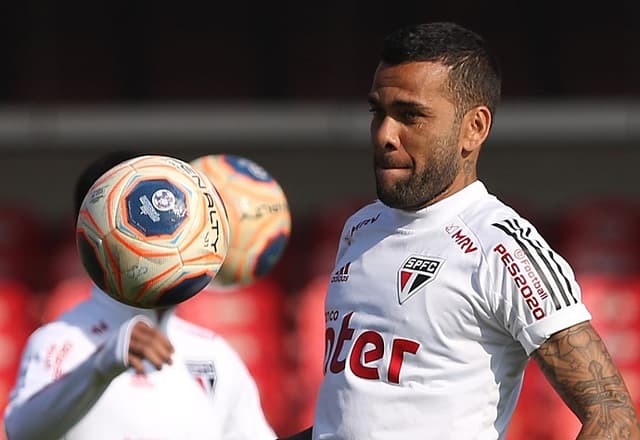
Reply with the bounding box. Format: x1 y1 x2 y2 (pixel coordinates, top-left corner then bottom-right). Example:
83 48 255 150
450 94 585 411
381 22 501 118
73 151 142 218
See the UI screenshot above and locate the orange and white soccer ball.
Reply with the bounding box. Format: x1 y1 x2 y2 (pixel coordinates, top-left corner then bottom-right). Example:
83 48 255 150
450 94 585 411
76 155 230 308
190 154 291 286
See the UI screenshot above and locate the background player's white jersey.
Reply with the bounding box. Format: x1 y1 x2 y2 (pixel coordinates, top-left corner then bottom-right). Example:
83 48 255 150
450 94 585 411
313 181 591 440
4 288 276 440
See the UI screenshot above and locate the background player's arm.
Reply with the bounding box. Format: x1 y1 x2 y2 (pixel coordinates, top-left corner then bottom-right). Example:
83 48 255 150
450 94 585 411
4 318 173 440
532 321 640 439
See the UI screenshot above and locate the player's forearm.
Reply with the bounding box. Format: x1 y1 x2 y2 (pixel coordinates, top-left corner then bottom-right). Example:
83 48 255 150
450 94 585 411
4 351 118 440
569 365 640 439
533 322 640 440
574 382 640 440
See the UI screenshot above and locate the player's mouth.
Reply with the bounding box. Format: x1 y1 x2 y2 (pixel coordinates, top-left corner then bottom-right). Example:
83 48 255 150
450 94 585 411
375 162 412 182
375 160 411 172
375 158 411 170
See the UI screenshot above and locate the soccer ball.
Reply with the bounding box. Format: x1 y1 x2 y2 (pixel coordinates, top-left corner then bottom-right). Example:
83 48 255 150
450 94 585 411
76 155 230 308
190 154 291 286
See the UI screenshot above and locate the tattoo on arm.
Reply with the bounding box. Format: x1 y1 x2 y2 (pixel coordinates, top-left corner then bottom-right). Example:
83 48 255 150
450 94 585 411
532 322 640 439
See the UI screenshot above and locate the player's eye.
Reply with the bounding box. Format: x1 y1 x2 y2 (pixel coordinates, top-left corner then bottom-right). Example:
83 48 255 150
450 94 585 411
399 110 421 123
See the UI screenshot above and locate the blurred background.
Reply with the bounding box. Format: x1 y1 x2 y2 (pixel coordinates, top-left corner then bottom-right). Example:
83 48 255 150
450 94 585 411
0 1 639 438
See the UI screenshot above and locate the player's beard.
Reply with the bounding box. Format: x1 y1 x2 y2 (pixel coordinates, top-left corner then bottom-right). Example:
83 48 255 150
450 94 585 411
375 129 460 211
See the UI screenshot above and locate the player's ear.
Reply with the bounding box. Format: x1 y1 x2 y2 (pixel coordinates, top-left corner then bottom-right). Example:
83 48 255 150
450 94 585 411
460 105 491 153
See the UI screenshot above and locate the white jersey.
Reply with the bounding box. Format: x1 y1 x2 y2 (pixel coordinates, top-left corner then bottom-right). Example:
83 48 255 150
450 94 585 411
313 181 591 440
4 288 276 440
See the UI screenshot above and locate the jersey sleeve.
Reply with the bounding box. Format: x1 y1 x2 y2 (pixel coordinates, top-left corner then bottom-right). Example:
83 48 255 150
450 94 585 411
211 338 276 440
3 316 147 440
486 217 592 355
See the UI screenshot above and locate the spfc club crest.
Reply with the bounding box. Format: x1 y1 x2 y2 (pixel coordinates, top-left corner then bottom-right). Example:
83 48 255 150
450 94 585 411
397 255 444 304
186 361 217 394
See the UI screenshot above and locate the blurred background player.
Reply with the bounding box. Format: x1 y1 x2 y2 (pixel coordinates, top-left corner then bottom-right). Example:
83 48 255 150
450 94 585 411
280 21 640 440
3 151 276 440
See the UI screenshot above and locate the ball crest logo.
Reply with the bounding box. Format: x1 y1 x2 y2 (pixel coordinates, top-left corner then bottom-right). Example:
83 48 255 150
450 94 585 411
125 179 188 237
152 189 177 212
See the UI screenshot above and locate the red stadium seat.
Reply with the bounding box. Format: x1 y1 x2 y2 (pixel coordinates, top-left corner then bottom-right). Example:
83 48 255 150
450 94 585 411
176 276 293 436
0 335 24 409
0 278 39 335
556 197 640 275
557 197 640 247
288 275 330 432
555 197 640 278
560 241 639 276
0 206 41 252
0 206 46 288
46 239 87 290
0 279 40 425
300 198 370 285
44 215 89 290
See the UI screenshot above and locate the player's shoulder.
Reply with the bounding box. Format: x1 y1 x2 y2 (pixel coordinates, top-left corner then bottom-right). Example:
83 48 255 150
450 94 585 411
340 199 386 235
457 190 542 255
55 297 113 330
335 199 386 255
25 303 98 350
31 296 124 346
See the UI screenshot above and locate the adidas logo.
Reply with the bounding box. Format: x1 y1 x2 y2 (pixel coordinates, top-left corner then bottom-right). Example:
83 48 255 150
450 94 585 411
331 262 351 283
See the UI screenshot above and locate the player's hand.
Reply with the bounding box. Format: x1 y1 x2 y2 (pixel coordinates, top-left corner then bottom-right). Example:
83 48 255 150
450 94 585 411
127 321 174 374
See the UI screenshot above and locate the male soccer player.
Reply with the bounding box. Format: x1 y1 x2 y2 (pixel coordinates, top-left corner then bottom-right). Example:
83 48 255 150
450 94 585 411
282 22 640 439
3 152 276 440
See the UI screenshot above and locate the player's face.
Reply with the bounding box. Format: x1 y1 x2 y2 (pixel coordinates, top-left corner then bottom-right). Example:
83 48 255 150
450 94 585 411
368 61 463 210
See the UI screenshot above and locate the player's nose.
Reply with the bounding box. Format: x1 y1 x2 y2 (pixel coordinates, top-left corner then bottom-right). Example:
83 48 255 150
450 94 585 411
371 115 401 152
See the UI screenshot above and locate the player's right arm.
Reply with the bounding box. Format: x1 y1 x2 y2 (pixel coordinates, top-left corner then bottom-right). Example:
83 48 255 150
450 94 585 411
3 318 173 440
532 322 640 439
487 215 640 438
